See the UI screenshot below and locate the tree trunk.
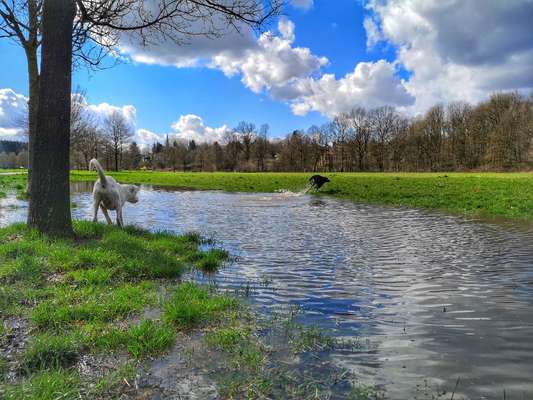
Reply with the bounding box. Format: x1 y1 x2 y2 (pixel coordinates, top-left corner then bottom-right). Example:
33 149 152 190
25 49 39 199
23 0 41 198
114 148 119 171
28 0 75 236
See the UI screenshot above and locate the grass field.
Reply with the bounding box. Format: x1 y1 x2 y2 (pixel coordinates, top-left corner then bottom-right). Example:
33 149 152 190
70 170 533 221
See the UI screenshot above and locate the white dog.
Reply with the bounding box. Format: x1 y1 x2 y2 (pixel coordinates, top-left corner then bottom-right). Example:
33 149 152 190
89 159 140 227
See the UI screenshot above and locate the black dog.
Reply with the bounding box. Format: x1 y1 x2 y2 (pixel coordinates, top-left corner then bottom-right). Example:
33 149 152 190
309 175 330 190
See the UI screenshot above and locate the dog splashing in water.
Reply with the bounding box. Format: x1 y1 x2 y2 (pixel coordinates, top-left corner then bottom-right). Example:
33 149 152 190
308 175 330 191
89 159 140 227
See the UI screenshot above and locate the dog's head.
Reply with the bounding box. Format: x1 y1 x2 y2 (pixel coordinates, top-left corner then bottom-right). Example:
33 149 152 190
125 185 141 203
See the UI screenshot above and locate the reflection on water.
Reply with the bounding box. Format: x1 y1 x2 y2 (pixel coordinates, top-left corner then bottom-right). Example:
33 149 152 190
2 183 533 399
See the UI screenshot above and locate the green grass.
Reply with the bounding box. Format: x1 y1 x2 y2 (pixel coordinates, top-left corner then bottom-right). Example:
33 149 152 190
0 221 237 398
21 334 81 372
70 170 533 220
3 370 81 400
164 282 238 327
126 320 176 359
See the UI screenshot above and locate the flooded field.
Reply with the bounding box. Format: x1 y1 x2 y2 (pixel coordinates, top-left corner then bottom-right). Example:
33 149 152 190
2 183 533 399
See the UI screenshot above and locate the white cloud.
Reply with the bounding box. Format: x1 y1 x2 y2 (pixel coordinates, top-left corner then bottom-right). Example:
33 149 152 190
0 88 28 141
85 101 137 126
211 18 328 93
363 16 381 48
133 128 162 150
0 128 26 142
170 114 230 144
288 60 414 117
364 0 533 113
290 0 313 10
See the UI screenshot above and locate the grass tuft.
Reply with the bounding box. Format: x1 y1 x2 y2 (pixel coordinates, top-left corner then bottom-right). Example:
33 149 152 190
3 370 80 400
164 282 238 327
126 320 176 359
21 334 80 372
196 248 229 272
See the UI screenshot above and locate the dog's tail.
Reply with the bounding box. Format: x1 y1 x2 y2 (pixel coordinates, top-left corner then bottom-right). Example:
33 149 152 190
89 159 107 188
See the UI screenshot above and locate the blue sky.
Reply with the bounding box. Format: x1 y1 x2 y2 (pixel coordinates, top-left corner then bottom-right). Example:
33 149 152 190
1 0 532 145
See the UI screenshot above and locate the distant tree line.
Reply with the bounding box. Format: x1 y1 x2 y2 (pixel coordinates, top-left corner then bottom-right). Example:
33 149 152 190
66 91 530 172
0 141 28 168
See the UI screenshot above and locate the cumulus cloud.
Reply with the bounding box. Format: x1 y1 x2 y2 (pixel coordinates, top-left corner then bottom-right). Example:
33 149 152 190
170 114 230 144
85 101 137 126
290 0 313 11
0 88 28 141
129 115 231 148
364 0 533 113
211 18 328 93
288 60 414 117
133 128 162 150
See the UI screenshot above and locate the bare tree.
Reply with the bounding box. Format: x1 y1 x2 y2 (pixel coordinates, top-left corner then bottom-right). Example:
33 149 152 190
222 131 242 171
369 106 398 172
255 123 269 171
330 115 350 172
235 121 256 167
70 93 102 170
347 107 371 171
104 110 133 172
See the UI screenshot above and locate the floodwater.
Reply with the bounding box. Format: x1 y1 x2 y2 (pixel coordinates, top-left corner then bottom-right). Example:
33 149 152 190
2 183 533 399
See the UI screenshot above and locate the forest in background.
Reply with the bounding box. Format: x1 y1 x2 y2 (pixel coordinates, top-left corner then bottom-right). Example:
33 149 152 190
2 91 532 172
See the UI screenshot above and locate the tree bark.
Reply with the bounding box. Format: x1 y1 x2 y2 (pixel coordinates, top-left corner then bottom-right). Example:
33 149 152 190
25 49 39 199
28 0 76 236
24 0 41 199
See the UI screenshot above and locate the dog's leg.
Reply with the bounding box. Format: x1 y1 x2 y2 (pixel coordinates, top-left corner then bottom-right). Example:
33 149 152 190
92 199 100 223
116 205 124 228
100 205 113 225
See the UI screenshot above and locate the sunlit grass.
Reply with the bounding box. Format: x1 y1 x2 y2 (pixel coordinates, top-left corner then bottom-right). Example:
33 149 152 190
2 370 80 400
164 282 238 327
